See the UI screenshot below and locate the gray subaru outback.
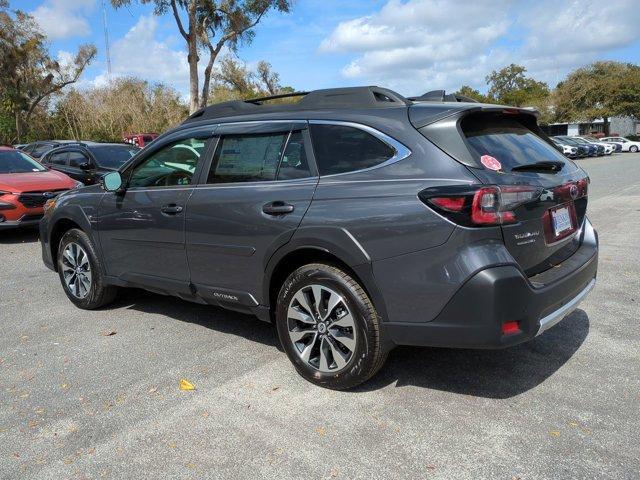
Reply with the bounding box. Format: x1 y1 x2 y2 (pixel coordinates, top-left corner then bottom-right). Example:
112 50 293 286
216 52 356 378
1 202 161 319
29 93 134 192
40 87 598 390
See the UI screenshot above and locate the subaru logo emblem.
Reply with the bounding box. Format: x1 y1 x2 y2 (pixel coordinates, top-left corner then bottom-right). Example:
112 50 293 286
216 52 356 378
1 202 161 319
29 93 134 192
42 191 56 199
569 184 579 200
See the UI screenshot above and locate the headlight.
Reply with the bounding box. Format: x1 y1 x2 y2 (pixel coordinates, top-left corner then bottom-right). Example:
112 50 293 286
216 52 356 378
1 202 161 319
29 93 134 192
73 181 84 189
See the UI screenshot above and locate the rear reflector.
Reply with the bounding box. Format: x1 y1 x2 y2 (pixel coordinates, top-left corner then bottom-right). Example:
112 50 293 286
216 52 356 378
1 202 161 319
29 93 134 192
428 196 466 212
501 321 520 335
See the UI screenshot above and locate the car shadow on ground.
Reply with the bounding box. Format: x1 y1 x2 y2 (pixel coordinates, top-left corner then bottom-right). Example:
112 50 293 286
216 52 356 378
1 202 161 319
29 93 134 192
0 227 39 244
355 309 590 398
114 288 281 349
115 287 589 398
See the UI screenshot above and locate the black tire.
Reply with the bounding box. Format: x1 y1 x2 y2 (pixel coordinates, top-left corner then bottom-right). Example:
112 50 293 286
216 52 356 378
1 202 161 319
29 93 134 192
630 145 639 153
57 228 117 309
275 263 388 390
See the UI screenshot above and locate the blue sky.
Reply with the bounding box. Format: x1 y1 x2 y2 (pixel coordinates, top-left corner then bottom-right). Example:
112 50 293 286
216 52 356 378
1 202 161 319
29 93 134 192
16 0 640 98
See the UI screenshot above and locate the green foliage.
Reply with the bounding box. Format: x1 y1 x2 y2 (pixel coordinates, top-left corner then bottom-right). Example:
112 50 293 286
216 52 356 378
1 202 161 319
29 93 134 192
208 55 295 103
0 2 96 141
486 64 550 108
554 61 640 123
51 77 189 142
455 85 491 103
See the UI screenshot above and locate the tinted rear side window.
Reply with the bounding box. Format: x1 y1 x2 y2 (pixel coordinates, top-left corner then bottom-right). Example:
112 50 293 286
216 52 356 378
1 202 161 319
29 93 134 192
310 124 394 176
461 115 569 170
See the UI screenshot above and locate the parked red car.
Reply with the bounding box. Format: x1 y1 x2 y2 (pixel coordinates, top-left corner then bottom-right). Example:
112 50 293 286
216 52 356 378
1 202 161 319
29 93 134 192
123 133 158 148
0 146 78 229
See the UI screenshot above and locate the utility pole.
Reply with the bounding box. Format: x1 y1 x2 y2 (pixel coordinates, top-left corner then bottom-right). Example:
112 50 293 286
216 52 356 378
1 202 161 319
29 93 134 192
101 0 112 79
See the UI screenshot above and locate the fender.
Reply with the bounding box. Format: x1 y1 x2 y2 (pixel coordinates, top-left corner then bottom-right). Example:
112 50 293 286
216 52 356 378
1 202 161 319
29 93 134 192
262 225 391 324
46 194 103 272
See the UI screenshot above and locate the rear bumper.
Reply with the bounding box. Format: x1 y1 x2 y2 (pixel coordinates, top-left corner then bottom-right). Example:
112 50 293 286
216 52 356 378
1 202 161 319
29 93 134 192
384 219 598 349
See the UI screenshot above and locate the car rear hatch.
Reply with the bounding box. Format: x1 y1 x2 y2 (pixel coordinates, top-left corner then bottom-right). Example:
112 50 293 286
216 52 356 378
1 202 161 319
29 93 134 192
412 105 589 277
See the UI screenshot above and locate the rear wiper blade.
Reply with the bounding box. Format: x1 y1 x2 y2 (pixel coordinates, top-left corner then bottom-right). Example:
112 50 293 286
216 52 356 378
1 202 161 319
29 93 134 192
511 161 564 173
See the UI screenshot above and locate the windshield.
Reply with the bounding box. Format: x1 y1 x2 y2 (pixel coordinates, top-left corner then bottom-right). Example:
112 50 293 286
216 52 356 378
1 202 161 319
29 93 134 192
91 146 140 169
0 150 47 174
461 115 569 170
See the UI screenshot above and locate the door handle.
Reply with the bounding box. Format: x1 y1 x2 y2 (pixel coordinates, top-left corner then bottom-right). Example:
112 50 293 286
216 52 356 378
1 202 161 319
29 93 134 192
262 201 294 215
161 204 183 215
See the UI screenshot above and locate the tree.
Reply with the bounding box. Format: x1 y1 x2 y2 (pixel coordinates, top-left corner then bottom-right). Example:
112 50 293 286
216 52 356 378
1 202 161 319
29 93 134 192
208 55 293 103
53 78 189 142
486 64 550 108
0 2 96 142
554 61 640 134
112 0 291 114
455 85 491 103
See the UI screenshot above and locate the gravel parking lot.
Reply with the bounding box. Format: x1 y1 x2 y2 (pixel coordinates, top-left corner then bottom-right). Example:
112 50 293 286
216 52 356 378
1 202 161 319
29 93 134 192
1 154 639 480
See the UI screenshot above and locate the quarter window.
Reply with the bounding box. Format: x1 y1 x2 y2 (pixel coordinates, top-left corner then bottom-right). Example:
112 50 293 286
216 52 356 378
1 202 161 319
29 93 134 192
128 138 207 188
309 124 395 176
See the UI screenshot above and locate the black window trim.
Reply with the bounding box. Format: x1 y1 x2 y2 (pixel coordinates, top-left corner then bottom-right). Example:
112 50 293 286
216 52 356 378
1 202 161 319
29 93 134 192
308 120 412 178
67 148 95 169
46 148 70 166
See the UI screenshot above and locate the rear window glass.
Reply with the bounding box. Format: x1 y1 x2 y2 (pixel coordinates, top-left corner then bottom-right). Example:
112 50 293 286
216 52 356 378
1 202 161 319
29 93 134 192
461 115 569 170
310 124 395 176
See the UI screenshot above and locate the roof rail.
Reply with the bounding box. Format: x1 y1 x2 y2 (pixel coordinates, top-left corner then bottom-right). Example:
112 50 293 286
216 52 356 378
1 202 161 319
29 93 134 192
245 91 309 104
183 86 411 123
408 90 479 103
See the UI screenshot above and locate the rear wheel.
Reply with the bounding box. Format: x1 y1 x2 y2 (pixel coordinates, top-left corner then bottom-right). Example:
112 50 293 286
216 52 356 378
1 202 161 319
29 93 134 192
275 263 387 390
57 228 117 309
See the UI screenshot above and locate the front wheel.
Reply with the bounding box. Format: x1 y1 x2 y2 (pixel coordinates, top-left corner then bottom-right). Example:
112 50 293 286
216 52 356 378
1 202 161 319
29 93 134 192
275 263 388 390
57 228 117 309
630 145 639 153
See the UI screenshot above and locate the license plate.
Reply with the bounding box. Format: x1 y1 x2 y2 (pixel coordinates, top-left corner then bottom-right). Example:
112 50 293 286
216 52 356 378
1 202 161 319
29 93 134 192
551 205 574 237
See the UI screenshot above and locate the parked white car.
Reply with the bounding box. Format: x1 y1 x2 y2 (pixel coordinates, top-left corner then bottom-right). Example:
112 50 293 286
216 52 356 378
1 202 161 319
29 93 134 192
600 136 640 153
575 136 615 155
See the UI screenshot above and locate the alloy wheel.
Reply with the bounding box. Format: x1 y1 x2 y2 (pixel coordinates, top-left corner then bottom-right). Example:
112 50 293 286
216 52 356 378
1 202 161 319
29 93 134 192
61 242 92 299
287 284 357 373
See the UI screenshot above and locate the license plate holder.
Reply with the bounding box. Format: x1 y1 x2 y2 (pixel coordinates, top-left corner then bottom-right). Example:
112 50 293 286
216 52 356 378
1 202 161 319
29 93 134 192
550 204 575 239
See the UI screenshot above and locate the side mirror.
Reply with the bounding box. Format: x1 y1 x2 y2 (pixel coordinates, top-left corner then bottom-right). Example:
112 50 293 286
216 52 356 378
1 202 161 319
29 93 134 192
79 162 92 171
101 172 124 192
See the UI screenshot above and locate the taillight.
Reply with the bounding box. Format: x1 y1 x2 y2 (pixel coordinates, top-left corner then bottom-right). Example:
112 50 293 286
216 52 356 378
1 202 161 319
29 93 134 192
420 185 541 227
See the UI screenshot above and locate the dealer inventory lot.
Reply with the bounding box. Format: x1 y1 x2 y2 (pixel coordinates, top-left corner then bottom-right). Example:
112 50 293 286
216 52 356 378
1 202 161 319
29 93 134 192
1 154 639 479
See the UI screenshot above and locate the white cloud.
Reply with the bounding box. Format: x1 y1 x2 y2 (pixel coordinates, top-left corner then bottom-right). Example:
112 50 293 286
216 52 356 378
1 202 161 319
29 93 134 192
31 0 94 40
109 16 190 89
319 0 640 94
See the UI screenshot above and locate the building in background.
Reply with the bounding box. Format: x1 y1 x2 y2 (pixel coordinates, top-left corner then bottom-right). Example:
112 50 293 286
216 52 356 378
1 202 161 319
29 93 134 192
542 116 639 137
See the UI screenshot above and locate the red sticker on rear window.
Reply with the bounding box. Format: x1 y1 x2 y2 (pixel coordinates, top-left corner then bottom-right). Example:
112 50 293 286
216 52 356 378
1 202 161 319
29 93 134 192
480 155 502 171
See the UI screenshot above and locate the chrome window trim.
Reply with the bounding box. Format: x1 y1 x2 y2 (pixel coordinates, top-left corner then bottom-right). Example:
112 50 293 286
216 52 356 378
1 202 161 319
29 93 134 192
308 120 412 178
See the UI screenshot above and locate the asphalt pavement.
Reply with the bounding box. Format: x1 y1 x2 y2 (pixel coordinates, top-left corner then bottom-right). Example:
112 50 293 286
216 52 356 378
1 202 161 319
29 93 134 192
1 153 639 479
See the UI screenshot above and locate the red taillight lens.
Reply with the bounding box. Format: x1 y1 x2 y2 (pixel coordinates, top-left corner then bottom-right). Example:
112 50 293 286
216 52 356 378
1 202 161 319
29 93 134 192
421 185 540 227
501 321 520 335
428 196 466 212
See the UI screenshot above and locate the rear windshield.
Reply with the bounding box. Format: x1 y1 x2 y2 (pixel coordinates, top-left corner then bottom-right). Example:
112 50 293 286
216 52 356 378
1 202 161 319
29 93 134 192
461 115 569 170
91 146 140 169
0 150 47 173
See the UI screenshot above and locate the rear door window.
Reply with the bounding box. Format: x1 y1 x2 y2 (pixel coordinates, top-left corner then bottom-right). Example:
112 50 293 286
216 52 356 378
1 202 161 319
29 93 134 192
207 132 288 183
461 114 570 171
48 151 69 165
309 124 395 176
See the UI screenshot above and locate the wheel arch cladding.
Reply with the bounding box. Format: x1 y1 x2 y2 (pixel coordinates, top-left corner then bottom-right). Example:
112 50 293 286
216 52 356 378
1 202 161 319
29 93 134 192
264 244 390 325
